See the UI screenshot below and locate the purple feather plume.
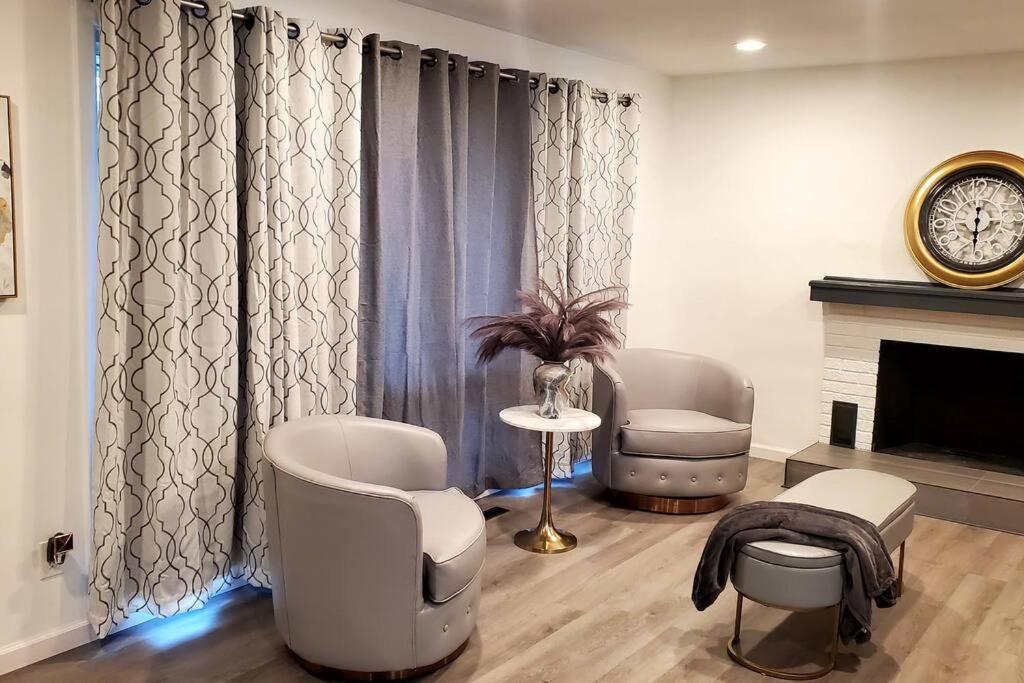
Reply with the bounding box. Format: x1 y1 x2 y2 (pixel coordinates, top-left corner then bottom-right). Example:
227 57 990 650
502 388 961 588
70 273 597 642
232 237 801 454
468 280 628 364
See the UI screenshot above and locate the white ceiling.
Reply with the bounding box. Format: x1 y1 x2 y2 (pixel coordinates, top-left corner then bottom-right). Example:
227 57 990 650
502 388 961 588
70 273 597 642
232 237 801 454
398 0 1024 75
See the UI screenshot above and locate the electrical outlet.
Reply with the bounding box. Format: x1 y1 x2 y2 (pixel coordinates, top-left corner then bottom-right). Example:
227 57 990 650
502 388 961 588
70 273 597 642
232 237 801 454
37 541 64 580
47 532 74 566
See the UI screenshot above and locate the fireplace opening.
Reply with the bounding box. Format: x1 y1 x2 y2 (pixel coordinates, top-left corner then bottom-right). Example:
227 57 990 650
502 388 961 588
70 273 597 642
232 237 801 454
872 340 1024 476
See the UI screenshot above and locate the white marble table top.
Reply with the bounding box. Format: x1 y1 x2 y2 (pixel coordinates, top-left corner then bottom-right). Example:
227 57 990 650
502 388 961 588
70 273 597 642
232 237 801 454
499 405 601 433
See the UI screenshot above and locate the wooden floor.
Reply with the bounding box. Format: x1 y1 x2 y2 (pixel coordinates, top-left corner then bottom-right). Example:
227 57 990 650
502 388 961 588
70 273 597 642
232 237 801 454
7 458 1024 682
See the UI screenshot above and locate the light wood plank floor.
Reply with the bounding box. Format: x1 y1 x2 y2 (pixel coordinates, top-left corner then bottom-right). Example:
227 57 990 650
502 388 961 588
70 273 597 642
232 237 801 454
7 458 1024 682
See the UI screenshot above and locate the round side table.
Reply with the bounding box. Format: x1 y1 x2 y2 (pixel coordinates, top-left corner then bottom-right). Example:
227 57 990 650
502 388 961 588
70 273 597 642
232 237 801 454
499 405 601 554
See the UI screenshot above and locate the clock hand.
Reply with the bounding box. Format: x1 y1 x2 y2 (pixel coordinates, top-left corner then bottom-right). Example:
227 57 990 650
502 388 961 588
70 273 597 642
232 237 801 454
973 206 982 249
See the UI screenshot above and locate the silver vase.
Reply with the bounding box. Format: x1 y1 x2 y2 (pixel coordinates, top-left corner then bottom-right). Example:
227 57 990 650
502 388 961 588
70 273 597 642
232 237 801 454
533 361 571 419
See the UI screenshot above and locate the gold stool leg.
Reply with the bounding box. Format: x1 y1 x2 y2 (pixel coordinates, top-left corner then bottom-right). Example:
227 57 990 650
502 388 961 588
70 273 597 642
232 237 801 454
897 541 906 598
726 592 840 681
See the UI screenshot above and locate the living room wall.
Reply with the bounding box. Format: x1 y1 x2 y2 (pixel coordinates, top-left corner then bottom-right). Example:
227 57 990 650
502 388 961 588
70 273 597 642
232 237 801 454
0 0 96 672
626 52 1024 455
0 0 671 672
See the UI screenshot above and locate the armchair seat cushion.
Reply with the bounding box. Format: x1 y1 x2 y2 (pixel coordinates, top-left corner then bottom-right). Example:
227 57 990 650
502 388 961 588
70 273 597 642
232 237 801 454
621 409 751 458
411 488 486 603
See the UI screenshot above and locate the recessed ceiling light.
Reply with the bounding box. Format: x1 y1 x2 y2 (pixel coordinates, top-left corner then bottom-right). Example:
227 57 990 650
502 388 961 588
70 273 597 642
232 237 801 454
735 39 766 53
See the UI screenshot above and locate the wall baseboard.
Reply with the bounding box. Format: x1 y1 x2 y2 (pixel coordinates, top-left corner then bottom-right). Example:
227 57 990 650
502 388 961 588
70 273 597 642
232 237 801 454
0 620 95 676
750 443 793 463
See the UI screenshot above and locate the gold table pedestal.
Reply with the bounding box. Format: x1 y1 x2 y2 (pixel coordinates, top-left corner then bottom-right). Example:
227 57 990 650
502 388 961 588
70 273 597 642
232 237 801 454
515 431 577 554
498 405 600 555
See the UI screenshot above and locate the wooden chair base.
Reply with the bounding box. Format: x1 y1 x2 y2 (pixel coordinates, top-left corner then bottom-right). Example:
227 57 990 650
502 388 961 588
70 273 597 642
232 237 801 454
291 638 469 680
611 490 729 514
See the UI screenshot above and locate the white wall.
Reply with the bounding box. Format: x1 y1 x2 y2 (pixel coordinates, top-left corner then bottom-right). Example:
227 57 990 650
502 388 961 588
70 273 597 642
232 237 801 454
0 0 96 673
627 52 1024 454
0 0 671 672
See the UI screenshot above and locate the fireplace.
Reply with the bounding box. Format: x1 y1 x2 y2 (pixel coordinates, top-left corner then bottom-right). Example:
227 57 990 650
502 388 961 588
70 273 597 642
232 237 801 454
872 340 1024 475
803 284 1024 535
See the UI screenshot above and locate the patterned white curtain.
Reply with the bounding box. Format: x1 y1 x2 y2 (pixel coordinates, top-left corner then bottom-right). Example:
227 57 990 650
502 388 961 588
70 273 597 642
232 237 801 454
234 9 362 588
529 78 640 476
90 0 360 636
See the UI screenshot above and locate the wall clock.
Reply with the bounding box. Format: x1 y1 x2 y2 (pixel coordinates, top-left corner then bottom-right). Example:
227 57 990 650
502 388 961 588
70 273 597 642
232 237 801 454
905 150 1024 289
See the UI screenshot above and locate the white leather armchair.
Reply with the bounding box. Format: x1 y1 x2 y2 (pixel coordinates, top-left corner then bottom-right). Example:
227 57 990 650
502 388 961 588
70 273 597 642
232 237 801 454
263 415 484 678
593 348 754 513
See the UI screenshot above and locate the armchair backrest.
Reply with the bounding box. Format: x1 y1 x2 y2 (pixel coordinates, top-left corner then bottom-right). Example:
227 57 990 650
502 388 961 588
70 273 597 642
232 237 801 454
264 414 447 491
614 348 754 424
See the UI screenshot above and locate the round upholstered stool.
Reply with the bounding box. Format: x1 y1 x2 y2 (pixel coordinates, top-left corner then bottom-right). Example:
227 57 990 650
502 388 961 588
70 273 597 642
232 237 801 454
728 469 916 680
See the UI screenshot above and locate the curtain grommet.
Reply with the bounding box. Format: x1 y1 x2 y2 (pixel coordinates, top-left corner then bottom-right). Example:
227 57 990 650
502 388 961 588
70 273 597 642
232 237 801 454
287 22 300 40
188 0 209 18
621 95 633 108
549 81 560 94
242 12 256 30
424 53 439 68
332 33 349 49
388 45 403 61
471 65 486 79
598 92 610 104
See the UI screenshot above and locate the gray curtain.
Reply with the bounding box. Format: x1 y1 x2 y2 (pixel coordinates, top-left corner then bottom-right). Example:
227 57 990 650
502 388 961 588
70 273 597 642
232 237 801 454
358 37 540 494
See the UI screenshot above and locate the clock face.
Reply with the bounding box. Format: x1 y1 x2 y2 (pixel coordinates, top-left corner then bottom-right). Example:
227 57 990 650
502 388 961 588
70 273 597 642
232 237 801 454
920 166 1024 273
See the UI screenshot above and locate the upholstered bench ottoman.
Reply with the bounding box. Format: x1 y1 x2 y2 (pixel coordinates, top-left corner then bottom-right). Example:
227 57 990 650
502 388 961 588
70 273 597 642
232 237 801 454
729 468 916 679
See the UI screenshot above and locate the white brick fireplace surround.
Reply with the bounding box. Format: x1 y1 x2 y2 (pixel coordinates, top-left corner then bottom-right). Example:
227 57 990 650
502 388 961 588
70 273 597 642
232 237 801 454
819 302 1024 451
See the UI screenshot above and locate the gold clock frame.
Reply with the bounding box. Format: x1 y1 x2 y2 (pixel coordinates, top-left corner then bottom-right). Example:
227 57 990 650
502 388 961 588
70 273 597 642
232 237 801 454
905 150 1024 289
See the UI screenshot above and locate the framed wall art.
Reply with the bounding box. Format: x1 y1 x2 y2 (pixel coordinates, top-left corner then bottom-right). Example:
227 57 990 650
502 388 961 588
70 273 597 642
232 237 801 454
0 95 15 298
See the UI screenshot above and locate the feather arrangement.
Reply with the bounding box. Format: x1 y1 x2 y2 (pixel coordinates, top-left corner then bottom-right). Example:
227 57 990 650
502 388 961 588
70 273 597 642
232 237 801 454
469 280 628 364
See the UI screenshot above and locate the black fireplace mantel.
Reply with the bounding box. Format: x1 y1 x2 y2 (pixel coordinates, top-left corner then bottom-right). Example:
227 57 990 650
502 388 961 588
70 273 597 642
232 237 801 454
809 276 1024 318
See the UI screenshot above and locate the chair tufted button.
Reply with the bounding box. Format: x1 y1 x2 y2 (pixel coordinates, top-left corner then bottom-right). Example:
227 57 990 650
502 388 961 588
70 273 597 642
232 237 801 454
630 470 636 476
691 476 697 483
717 475 723 482
660 474 666 480
443 624 449 632
466 607 471 615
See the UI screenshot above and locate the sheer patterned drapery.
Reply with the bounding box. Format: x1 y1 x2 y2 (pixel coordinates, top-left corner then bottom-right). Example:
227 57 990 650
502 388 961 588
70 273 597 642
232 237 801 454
234 8 362 588
529 78 640 476
90 0 361 635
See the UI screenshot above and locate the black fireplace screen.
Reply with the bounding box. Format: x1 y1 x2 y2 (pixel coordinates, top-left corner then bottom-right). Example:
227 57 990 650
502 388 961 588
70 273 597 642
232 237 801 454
872 340 1024 474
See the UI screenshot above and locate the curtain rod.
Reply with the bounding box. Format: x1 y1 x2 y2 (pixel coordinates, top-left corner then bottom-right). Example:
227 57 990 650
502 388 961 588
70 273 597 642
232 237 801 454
176 0 633 106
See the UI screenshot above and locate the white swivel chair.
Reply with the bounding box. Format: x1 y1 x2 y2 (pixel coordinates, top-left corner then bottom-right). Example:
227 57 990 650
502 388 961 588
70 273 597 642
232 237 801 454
263 414 485 679
593 348 755 513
